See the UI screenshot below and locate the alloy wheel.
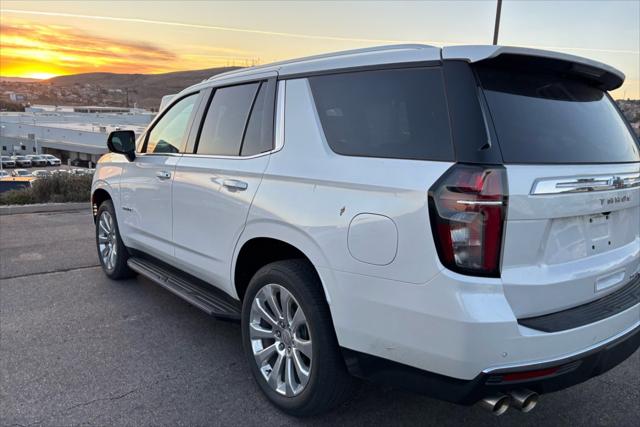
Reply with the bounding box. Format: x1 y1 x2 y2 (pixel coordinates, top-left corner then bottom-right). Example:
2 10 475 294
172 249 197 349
97 211 117 271
249 284 313 397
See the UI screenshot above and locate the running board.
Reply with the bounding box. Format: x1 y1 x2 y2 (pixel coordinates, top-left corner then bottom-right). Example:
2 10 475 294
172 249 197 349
127 257 241 320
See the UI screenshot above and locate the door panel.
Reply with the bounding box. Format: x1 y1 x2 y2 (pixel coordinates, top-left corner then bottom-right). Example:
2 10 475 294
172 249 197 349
119 154 179 260
172 156 269 292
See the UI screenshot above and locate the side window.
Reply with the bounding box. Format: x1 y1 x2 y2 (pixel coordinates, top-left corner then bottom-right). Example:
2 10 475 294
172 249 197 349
241 82 273 156
145 94 197 154
196 83 259 155
308 68 454 161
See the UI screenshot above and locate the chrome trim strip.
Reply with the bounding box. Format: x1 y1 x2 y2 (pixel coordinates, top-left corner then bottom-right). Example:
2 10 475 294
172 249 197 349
180 152 270 161
135 152 181 158
482 320 640 374
531 172 640 195
456 200 503 206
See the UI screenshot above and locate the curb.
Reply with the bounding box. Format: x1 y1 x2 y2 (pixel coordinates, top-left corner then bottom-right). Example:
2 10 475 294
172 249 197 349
0 202 91 215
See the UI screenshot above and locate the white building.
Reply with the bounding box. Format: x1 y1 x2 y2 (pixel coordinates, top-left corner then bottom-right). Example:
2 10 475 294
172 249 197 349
0 105 155 165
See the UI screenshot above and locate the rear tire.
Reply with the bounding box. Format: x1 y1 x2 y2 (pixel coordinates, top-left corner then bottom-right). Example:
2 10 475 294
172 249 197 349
95 200 134 280
241 259 355 416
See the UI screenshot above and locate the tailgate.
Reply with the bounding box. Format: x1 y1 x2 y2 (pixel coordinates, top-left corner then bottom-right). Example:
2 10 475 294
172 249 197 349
502 164 639 317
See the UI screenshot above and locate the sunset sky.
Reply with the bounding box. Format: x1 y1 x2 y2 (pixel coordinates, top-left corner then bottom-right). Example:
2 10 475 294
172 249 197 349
1 0 638 98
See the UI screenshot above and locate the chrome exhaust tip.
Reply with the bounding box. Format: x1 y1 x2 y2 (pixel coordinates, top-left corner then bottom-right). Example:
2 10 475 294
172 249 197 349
509 389 539 412
479 394 511 416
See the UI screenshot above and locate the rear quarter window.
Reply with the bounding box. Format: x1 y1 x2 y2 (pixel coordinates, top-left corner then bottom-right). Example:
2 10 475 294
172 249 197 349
308 67 454 161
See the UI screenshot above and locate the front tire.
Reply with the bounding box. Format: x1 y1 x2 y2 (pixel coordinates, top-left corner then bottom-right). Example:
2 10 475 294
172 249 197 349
241 259 355 416
95 200 134 279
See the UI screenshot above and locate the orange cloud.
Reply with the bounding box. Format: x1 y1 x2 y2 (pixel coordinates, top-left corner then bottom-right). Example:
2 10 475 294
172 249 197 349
0 21 180 78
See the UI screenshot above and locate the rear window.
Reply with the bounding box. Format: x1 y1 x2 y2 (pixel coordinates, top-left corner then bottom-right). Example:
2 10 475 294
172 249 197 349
477 66 640 164
309 67 453 161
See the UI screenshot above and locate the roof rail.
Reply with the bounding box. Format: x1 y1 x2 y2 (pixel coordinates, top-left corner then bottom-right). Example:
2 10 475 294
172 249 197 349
207 44 436 81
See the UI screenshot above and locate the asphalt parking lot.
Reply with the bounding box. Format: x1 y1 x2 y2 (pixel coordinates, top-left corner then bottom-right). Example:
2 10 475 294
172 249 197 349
1 210 638 426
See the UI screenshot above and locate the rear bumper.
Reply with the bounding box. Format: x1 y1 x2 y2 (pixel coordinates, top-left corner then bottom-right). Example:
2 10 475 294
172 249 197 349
323 265 639 378
342 323 640 404
518 274 640 332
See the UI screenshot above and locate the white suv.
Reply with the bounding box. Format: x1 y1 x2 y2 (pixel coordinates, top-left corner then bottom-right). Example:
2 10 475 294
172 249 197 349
92 45 640 416
43 154 62 166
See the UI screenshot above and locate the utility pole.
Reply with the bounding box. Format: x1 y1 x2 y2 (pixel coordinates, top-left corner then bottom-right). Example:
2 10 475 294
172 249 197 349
493 0 503 45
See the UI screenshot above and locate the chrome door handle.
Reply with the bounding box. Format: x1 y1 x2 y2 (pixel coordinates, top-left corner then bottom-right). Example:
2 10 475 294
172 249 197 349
222 179 248 191
156 170 171 180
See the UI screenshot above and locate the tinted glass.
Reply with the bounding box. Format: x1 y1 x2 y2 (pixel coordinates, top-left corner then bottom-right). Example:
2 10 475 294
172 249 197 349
241 83 272 156
146 94 197 153
197 83 259 155
309 68 453 161
477 66 640 163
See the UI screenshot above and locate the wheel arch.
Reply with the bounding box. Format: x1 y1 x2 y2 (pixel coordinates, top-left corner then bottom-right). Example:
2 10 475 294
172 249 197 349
91 182 113 220
232 222 334 305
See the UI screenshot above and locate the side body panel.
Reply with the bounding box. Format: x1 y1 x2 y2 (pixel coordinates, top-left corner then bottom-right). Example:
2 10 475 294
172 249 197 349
172 154 269 294
91 152 128 212
245 77 451 287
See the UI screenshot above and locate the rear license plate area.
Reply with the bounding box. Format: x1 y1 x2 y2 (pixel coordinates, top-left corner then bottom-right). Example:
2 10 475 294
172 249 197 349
586 213 611 254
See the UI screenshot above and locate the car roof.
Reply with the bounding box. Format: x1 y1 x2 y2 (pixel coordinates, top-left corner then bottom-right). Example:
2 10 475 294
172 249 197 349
176 44 625 97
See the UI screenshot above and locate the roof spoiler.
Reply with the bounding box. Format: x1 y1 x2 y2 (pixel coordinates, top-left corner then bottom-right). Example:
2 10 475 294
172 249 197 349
442 45 625 91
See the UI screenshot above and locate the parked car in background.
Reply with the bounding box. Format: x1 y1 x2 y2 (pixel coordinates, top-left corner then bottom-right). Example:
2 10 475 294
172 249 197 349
27 155 48 167
11 169 32 177
11 156 32 167
91 45 640 417
0 170 9 178
43 154 62 166
31 170 52 178
1 156 16 168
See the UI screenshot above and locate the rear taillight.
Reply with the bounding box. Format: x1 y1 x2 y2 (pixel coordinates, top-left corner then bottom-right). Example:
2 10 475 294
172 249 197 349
428 164 507 277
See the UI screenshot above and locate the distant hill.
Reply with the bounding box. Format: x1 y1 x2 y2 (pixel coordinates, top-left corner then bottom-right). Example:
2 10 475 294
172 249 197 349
44 67 242 108
0 77 40 83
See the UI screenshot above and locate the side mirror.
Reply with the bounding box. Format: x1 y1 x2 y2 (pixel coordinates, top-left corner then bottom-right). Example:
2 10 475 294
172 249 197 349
107 130 136 161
